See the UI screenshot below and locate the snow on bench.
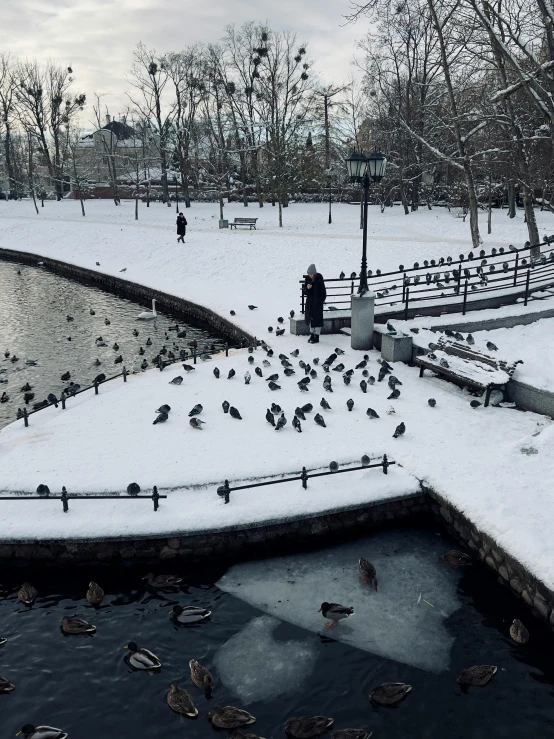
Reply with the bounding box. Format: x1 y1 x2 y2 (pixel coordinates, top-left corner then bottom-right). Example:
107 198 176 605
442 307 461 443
230 218 258 230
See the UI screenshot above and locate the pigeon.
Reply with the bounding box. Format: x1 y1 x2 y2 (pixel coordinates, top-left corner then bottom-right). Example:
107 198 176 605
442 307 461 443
324 353 337 366
360 380 367 393
466 334 475 345
169 376 183 385
292 415 302 433
263 359 271 367
244 371 251 384
335 347 345 355
268 326 273 332
284 368 295 377
248 355 255 364
222 400 230 413
304 363 311 374
388 375 403 387
323 382 333 393
340 271 345 279
362 369 369 377
386 322 396 332
295 407 306 420
268 381 281 391
153 412 169 425
470 400 481 409
332 363 345 372
119 268 127 272
378 367 389 382
356 360 367 370
182 364 195 373
266 409 275 426
428 398 436 407
230 310 236 316
299 360 306 369
47 393 59 408
275 413 287 431
298 377 310 385
271 403 282 414
230 406 242 419
454 332 464 341
410 327 420 334
439 358 449 368
312 357 319 365
299 383 309 391
281 359 293 368
366 408 379 419
277 317 284 323
266 374 279 382
95 262 100 266
279 354 289 360
188 404 203 417
346 399 354 411
213 367 220 379
93 373 106 384
393 422 406 438
291 349 299 357
290 310 295 318
248 305 258 310
255 367 263 377
379 359 392 369
386 405 396 415
345 369 355 376
227 369 236 379
189 418 206 429
388 388 400 400
310 369 317 379
320 397 332 410
156 404 171 414
343 375 351 386
486 341 498 351
314 413 326 428
276 328 286 337
302 403 313 413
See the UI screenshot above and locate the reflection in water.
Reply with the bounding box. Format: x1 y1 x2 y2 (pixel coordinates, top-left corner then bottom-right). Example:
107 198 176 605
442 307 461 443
0 260 225 429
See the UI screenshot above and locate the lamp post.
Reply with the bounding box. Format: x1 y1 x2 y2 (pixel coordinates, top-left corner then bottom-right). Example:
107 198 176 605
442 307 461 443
345 148 387 349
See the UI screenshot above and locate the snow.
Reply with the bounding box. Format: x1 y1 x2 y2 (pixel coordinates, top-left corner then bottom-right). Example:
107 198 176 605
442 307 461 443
2 201 554 591
217 529 462 672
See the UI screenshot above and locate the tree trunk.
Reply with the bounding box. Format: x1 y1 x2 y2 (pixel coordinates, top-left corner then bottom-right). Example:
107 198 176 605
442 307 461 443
278 197 283 227
399 175 409 215
488 184 492 234
507 184 516 218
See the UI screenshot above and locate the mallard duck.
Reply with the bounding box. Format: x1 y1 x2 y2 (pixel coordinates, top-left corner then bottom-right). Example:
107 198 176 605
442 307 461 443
124 642 162 671
0 636 6 647
230 733 267 739
359 557 378 590
60 616 96 635
16 726 67 739
370 682 412 705
189 658 214 692
509 618 529 644
18 582 38 606
0 675 15 693
457 665 497 686
208 705 256 729
166 683 198 716
86 581 104 605
170 605 211 624
318 602 354 627
142 572 182 589
285 716 334 738
440 550 473 568
331 731 372 739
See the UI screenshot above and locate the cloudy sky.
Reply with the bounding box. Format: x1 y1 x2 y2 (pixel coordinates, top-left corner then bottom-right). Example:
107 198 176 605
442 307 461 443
1 0 366 118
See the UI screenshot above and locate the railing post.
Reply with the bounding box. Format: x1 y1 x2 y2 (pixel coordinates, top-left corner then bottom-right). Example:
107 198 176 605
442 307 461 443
456 265 462 295
402 272 407 302
462 279 468 315
122 366 128 382
382 454 389 475
94 381 99 395
152 485 160 512
193 348 197 365
61 394 66 409
350 279 354 295
61 486 69 512
524 269 531 306
301 467 308 489
225 342 229 357
301 284 305 314
23 407 28 427
513 251 519 287
223 479 230 504
404 288 410 321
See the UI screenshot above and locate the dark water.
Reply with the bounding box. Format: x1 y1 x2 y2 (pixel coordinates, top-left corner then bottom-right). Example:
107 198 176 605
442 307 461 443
1 525 554 738
0 259 225 429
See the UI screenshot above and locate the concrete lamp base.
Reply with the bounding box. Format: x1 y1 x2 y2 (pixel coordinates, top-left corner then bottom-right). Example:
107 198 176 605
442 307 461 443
350 292 375 350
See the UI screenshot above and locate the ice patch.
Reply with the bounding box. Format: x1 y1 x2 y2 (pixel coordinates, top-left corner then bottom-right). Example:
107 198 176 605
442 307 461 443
213 615 318 703
217 530 462 673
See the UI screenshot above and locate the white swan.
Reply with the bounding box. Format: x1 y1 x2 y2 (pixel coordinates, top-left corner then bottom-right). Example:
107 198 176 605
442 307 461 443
136 299 157 321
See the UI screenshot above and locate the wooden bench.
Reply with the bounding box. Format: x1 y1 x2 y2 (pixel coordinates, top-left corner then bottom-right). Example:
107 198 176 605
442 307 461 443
230 217 258 230
415 336 522 406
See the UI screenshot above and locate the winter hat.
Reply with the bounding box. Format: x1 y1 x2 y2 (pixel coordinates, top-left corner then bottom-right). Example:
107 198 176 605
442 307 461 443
307 264 317 275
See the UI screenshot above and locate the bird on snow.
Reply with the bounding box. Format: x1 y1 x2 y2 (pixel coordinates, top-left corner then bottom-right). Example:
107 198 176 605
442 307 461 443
295 406 306 420
275 412 287 431
292 415 302 433
356 360 367 370
284 367 295 377
279 353 289 360
320 397 331 411
266 374 279 382
227 369 236 379
298 377 310 386
153 412 169 425
378 366 389 382
335 347 345 355
304 363 311 374
119 268 127 272
277 317 284 323
299 383 309 391
388 375 403 387
428 398 436 407
332 363 345 372
266 409 275 426
268 326 273 333
230 406 242 419
312 357 319 365
281 359 293 368
268 381 281 390
156 404 171 414
314 413 326 427
393 422 406 438
345 368 354 376
271 403 281 414
244 371 251 384
346 399 354 411
386 405 396 415
276 327 285 336
263 359 271 367
189 418 205 430
470 400 481 409
188 404 203 417
213 367 220 379
222 400 230 413
248 355 254 364
169 376 183 385
291 349 299 357
366 407 379 419
439 358 449 368
302 403 313 413
486 341 498 351
466 334 475 345
255 367 263 377
324 353 337 366
343 375 351 386
388 388 400 400
319 601 354 627
386 322 396 332
360 380 367 393
248 305 258 310
290 310 295 318
310 369 317 379
182 364 195 373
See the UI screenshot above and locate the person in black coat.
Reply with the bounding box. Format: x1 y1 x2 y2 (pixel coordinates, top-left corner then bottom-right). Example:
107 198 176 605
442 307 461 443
304 263 326 343
176 212 187 243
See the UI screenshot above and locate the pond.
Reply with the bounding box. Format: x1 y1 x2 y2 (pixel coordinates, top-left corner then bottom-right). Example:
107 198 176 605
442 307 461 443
0 259 227 430
1 524 554 738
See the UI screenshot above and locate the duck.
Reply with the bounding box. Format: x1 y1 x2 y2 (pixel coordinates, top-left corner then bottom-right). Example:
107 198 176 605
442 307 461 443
457 665 497 686
132 329 139 337
331 731 372 739
143 572 182 589
104 318 111 325
170 605 211 624
112 343 119 351
137 299 157 321
114 355 123 364
359 557 378 590
18 582 38 605
230 734 266 739
23 392 35 403
370 682 412 705
440 550 473 568
141 359 148 370
25 358 37 366
11 355 19 362
124 642 162 671
189 658 214 692
138 346 145 355
4 350 9 358
16 726 67 739
285 716 334 738
60 616 96 635
509 618 529 644
93 358 101 367
318 602 354 627
95 339 107 347
0 636 7 647
0 392 9 403
60 372 70 382
20 382 32 392
90 308 95 315
166 683 198 717
86 581 104 605
146 337 152 346
66 315 74 322
0 675 15 693
208 706 256 729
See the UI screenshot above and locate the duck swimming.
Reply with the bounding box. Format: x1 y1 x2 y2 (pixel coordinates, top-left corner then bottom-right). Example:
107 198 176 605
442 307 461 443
18 582 38 605
124 642 161 671
16 726 67 739
60 616 96 635
189 658 214 691
0 675 15 693
86 581 104 605
143 572 182 589
370 682 412 705
457 665 497 686
359 557 378 590
208 706 256 729
166 683 198 717
509 618 529 644
170 605 211 624
285 716 334 738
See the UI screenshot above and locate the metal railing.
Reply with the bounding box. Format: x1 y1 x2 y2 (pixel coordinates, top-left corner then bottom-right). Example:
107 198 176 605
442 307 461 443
216 454 394 504
0 485 166 512
299 238 554 317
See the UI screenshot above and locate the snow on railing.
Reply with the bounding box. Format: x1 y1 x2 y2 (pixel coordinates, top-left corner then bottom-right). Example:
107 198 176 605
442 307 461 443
0 485 166 512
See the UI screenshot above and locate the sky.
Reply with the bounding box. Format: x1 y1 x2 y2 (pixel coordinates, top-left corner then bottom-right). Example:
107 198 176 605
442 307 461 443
0 0 367 122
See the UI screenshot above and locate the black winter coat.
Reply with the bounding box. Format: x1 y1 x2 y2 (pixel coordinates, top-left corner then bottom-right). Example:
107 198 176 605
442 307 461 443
176 215 187 235
304 273 326 328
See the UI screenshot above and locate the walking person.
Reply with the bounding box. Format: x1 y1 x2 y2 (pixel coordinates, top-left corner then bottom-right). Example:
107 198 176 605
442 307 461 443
304 264 326 343
176 212 187 243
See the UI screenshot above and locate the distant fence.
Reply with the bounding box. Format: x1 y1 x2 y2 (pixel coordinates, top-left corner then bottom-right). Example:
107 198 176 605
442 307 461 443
0 485 166 512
